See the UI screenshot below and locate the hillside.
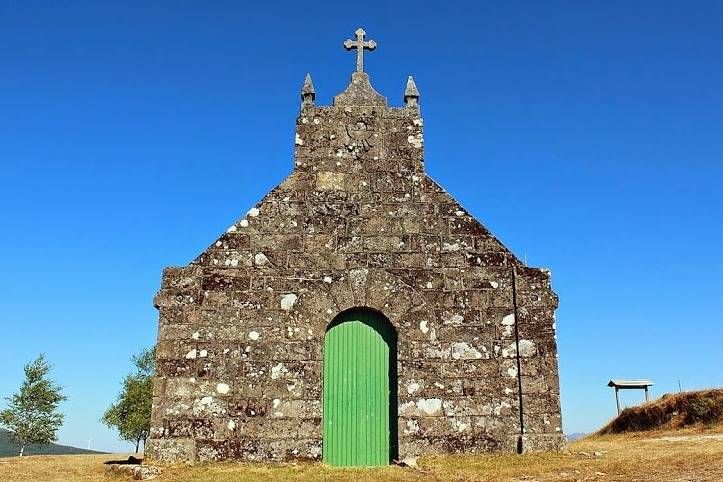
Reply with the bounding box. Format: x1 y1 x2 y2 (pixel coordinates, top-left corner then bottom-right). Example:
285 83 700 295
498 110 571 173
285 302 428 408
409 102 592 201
599 388 723 434
0 429 106 457
565 432 586 442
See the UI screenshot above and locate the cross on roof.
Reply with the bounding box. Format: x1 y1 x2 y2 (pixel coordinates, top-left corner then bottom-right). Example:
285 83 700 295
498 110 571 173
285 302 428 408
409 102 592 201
343 28 376 73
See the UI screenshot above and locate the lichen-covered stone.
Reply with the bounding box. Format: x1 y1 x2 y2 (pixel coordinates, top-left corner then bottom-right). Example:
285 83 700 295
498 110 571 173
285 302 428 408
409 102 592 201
147 57 562 463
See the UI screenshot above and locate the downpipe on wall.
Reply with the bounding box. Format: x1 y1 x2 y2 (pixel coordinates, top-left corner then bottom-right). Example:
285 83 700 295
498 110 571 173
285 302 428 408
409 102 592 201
511 266 525 454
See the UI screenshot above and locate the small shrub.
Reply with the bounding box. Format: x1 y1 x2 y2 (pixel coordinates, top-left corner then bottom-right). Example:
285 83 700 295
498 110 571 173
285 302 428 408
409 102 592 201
684 396 723 425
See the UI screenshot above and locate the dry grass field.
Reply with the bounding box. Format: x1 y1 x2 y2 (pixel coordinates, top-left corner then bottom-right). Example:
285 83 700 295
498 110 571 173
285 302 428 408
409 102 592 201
2 429 723 482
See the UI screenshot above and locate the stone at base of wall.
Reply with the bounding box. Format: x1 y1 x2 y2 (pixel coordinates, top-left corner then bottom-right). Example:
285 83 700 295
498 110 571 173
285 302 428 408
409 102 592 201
399 433 513 458
197 437 323 462
106 464 162 480
520 433 566 452
145 438 196 464
146 434 564 464
146 433 565 463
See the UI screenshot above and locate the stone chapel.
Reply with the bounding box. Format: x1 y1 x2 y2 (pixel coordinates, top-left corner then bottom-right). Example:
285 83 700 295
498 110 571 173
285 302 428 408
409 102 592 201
147 28 563 466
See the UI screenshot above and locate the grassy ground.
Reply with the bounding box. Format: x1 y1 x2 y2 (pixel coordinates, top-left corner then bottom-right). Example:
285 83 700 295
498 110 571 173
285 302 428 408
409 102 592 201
2 430 723 481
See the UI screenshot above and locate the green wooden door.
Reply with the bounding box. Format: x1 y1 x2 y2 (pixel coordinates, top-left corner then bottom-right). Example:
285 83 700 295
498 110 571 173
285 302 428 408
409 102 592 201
323 309 394 466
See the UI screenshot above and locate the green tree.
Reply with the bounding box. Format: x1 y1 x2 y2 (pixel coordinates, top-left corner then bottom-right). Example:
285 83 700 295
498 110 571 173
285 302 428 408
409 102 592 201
102 346 155 453
0 354 67 456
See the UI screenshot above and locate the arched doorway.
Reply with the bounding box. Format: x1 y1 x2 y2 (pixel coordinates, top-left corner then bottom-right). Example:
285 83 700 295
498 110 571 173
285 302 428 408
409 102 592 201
322 308 398 466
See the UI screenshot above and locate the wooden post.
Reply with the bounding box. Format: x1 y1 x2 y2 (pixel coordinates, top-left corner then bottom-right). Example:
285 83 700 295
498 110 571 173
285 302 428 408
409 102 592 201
615 387 621 414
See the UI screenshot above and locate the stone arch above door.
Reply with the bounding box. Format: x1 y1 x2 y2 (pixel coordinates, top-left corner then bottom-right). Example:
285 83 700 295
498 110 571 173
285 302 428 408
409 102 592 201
286 268 435 336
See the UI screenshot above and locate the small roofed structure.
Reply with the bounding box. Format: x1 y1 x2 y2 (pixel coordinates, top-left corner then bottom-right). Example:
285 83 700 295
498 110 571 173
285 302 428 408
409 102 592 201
608 379 654 414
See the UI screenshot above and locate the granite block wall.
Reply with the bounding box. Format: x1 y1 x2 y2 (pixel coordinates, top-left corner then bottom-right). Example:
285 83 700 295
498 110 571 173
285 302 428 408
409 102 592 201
146 72 562 463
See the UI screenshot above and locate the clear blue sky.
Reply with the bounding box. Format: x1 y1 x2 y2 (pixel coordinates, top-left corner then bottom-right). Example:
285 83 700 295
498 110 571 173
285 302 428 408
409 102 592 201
1 1 721 452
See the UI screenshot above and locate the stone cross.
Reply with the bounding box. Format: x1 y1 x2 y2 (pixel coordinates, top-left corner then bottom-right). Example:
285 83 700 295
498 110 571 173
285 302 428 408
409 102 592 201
344 28 377 73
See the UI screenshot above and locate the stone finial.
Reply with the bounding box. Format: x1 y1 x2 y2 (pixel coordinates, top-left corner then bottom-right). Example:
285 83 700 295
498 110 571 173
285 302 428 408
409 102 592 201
301 73 316 106
344 28 377 73
404 76 420 107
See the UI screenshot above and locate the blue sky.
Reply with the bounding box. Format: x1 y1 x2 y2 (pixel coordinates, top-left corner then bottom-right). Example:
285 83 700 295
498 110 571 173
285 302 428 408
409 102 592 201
1 1 721 452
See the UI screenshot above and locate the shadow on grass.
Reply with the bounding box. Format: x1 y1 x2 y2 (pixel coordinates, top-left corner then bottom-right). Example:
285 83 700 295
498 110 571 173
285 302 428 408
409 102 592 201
104 455 142 465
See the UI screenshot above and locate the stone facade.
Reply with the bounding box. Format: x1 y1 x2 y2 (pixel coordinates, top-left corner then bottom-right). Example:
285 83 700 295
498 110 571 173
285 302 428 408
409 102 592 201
147 58 563 463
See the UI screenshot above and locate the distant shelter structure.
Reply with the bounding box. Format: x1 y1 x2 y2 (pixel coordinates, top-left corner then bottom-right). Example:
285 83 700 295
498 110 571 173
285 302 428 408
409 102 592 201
607 379 654 414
